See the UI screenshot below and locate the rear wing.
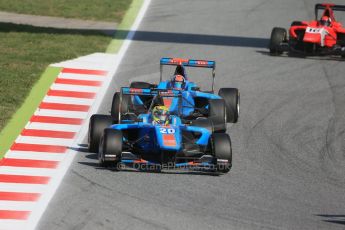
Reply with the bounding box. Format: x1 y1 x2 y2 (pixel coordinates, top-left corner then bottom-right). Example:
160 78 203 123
121 87 181 97
315 3 345 20
121 87 183 116
160 57 216 92
160 58 216 68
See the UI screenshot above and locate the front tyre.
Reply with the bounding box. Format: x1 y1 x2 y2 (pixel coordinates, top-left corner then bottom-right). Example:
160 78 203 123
98 129 122 168
218 88 239 123
212 133 232 173
269 27 287 55
88 114 113 153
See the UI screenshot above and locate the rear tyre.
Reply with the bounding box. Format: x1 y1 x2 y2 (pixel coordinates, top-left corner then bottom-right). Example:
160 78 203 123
291 21 303 26
208 99 227 133
212 133 232 173
129 81 156 113
130 81 153 88
269 27 287 55
99 129 122 168
88 115 113 153
111 92 130 123
218 88 240 123
341 47 345 58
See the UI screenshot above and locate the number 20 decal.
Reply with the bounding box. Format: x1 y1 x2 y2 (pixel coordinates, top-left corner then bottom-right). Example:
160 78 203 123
160 128 175 134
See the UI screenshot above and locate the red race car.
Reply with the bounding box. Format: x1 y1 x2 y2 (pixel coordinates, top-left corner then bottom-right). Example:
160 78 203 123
269 3 345 58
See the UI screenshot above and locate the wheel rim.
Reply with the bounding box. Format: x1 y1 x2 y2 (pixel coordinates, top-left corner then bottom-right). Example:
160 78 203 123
237 92 240 116
224 106 227 124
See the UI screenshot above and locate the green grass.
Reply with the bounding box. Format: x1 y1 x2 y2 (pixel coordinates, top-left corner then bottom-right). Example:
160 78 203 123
0 0 143 159
0 0 132 22
0 23 112 132
0 67 62 157
0 0 138 158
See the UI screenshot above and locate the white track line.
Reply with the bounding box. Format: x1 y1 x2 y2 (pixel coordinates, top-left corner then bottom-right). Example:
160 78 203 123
42 96 94 106
0 184 47 193
0 221 27 230
0 167 56 177
25 123 81 132
15 136 74 146
34 110 87 119
0 201 36 211
58 73 105 81
6 152 66 162
50 84 100 92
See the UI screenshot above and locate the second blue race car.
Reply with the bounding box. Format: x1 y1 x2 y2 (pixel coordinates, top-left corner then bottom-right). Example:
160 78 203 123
111 58 240 133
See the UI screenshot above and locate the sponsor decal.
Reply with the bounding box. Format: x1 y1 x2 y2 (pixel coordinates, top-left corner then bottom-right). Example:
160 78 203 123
129 88 143 93
162 134 177 147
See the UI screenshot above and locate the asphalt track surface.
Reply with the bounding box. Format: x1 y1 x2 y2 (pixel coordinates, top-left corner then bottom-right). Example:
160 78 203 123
38 0 345 229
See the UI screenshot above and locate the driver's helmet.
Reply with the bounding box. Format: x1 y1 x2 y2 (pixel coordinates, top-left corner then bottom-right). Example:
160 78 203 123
320 16 332 26
171 74 186 89
152 106 170 125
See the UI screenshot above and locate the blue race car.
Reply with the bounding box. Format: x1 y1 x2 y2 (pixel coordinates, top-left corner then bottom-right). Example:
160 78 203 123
111 58 239 133
89 88 232 173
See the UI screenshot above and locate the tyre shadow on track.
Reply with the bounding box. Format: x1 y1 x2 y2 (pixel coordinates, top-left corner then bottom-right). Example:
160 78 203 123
77 161 222 176
0 22 269 48
256 50 345 62
0 22 113 36
68 146 90 153
316 214 345 226
77 160 222 176
119 169 221 176
131 31 269 48
74 145 223 176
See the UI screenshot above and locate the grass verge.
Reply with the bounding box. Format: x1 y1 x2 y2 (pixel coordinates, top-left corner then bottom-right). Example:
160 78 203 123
0 23 112 132
0 67 61 157
0 0 143 157
0 26 113 158
0 0 132 22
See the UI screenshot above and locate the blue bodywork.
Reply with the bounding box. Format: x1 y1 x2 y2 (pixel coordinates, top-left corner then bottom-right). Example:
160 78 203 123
125 57 223 118
109 113 210 154
124 57 224 118
127 87 221 117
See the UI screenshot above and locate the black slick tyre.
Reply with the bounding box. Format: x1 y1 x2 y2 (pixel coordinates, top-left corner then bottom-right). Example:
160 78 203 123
218 88 239 123
111 92 130 123
98 129 122 168
269 27 287 55
130 81 153 88
212 133 232 173
208 99 227 133
88 114 113 153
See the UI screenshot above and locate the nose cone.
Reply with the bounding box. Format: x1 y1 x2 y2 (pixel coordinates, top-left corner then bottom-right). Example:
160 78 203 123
155 125 181 151
303 28 322 44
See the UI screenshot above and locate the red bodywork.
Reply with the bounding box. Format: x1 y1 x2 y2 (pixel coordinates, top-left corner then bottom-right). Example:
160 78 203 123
289 3 345 48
